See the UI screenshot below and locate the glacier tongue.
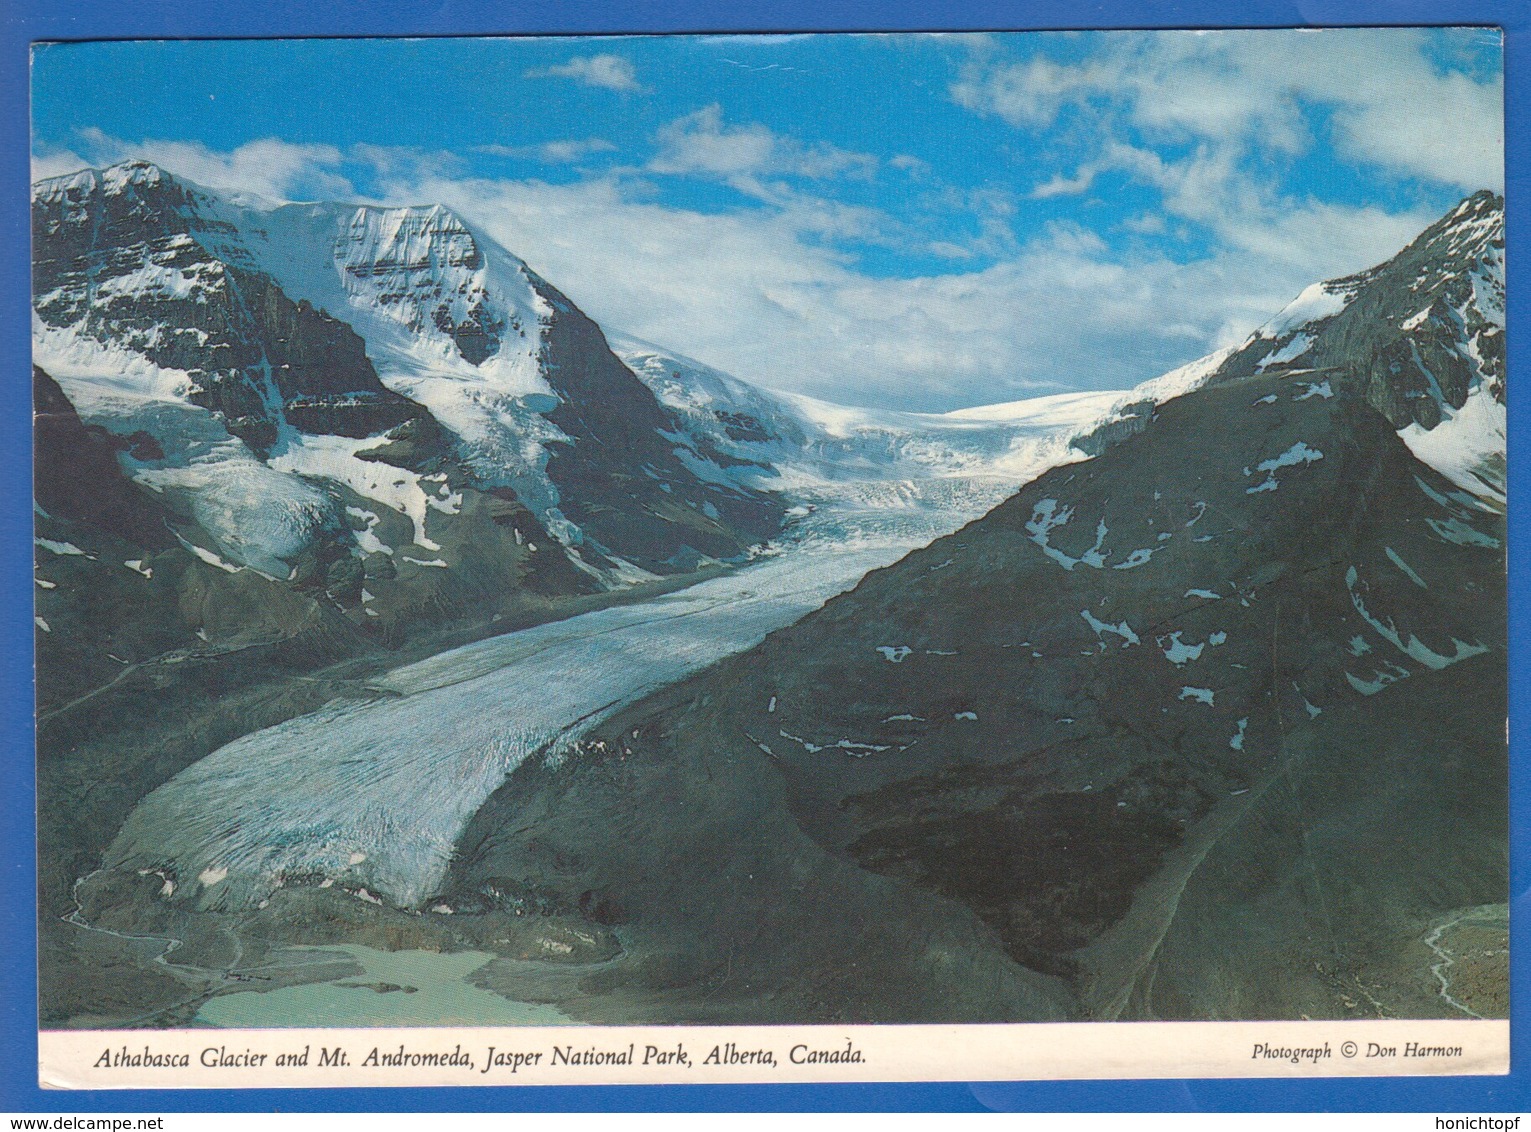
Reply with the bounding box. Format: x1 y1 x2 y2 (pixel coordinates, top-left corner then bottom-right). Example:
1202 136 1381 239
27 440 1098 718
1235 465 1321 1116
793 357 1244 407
100 523 990 910
103 392 1119 912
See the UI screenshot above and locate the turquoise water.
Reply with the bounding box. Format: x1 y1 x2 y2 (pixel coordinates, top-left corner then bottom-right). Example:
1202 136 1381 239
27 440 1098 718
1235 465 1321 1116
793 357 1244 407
194 945 573 1028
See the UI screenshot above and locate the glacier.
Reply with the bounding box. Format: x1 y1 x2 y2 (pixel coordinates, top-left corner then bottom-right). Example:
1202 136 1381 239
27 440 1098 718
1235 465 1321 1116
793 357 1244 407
104 388 1122 913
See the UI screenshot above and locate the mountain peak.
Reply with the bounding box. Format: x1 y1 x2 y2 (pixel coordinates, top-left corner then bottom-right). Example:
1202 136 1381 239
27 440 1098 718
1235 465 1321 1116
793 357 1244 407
31 165 100 203
100 158 170 186
350 199 466 225
1452 187 1504 216
32 159 173 200
1417 187 1503 248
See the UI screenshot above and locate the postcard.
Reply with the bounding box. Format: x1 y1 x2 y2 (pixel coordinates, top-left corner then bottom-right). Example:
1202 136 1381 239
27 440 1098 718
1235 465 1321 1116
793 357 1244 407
30 27 1507 1089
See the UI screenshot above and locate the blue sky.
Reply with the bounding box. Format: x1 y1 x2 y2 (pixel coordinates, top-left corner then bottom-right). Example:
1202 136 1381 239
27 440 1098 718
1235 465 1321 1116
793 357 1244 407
31 29 1504 411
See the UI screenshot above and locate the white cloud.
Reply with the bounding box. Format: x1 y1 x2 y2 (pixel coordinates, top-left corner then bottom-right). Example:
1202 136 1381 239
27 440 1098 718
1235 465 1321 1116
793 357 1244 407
476 138 617 163
954 29 1503 193
1334 68 1503 193
348 143 465 188
30 146 90 182
1121 212 1166 236
1029 135 1436 277
67 129 357 201
524 53 644 93
649 105 877 181
915 184 1019 260
1030 168 1096 199
951 55 1113 128
926 241 974 260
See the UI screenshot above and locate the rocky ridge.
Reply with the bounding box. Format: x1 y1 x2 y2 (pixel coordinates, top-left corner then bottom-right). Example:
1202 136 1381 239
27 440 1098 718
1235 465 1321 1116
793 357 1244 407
445 192 1509 1023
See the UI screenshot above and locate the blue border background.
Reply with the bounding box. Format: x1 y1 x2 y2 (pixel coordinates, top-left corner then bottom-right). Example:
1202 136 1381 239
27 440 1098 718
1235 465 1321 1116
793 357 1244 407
1 0 1524 1114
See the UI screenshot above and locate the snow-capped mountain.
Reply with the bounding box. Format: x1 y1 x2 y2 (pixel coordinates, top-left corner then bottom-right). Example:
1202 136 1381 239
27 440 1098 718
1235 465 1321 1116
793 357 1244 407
1209 189 1505 502
1069 191 1505 511
32 161 786 595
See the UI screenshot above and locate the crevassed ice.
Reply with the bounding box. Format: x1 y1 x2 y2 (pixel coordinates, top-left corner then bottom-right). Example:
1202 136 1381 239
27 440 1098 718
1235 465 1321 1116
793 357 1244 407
107 413 1108 913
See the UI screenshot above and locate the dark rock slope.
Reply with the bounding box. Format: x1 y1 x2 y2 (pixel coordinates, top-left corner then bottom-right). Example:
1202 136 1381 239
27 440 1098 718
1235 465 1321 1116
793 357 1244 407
528 270 784 573
450 205 1506 1024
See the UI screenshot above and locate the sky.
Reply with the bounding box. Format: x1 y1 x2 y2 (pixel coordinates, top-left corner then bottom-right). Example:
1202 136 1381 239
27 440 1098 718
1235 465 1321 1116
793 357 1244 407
30 29 1504 412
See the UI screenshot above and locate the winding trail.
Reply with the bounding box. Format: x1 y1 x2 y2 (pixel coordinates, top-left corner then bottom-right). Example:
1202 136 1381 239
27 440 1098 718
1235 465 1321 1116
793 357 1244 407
1423 911 1486 1019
